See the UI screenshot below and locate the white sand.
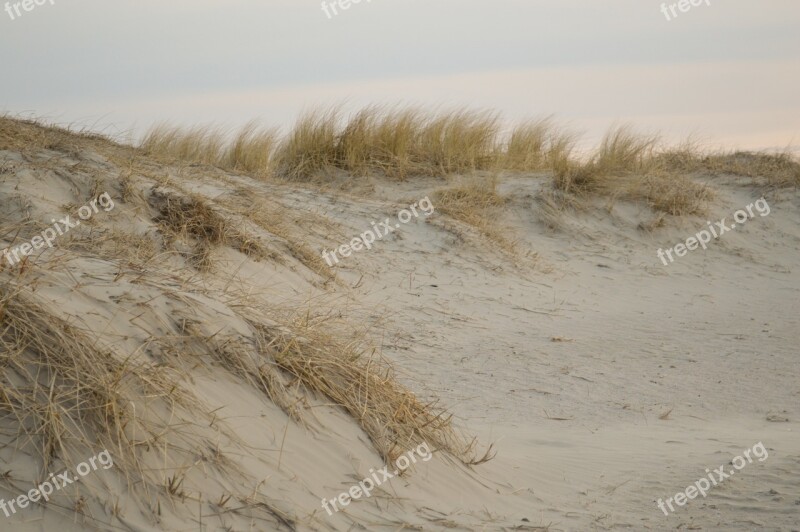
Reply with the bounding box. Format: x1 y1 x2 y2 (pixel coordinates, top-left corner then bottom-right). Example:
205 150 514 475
1 134 798 531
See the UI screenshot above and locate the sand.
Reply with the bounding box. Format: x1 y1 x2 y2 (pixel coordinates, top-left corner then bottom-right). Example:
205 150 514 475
0 122 798 531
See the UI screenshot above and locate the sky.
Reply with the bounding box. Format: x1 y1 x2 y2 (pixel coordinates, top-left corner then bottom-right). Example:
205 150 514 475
1 0 799 150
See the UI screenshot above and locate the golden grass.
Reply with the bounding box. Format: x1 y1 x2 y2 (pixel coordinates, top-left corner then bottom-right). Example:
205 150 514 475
697 150 800 186
224 121 279 177
0 115 120 155
0 281 208 513
140 106 502 181
141 122 278 178
415 109 500 176
1 265 481 527
140 123 227 166
550 126 716 216
504 118 576 172
633 172 715 216
369 107 423 178
432 178 516 252
553 125 659 194
0 136 491 524
275 108 340 180
248 317 488 465
136 107 798 196
273 106 501 180
149 187 268 270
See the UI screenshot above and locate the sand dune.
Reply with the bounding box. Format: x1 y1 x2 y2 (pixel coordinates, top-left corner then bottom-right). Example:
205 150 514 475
1 116 798 531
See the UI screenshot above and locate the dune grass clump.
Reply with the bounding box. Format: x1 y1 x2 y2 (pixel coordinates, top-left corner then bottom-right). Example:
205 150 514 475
697 150 800 186
414 109 501 176
140 123 227 166
135 106 797 218
273 107 501 180
139 107 504 181
274 109 340 181
248 319 491 466
503 118 576 172
636 172 715 216
141 122 278 177
594 126 659 174
150 188 267 269
369 107 424 178
654 141 799 186
554 126 659 194
550 126 715 216
333 105 382 176
0 283 203 509
432 178 515 251
223 121 278 177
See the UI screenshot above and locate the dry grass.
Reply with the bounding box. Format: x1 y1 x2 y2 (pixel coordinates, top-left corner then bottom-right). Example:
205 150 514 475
0 280 206 509
223 121 279 177
550 126 715 216
220 192 334 279
696 150 800 186
274 108 340 181
553 125 659 194
140 123 227 166
432 178 515 252
137 108 798 196
635 172 715 216
274 106 501 180
149 187 268 270
504 118 574 172
0 141 490 525
140 106 501 181
415 109 500 176
0 115 120 155
247 317 487 465
369 107 424 179
141 122 278 177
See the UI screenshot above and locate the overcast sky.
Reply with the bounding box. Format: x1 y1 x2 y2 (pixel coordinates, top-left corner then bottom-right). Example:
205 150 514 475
2 0 799 149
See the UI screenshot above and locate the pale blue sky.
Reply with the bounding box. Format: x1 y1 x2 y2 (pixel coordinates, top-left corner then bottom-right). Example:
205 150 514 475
2 0 799 148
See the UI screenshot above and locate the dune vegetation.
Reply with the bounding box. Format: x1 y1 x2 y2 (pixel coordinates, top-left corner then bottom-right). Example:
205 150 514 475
137 105 798 249
0 109 797 530
139 105 799 188
1 115 496 530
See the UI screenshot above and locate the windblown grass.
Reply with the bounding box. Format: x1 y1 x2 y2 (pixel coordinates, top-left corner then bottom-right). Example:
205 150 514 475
432 178 515 252
249 318 488 465
0 140 491 525
140 107 502 181
274 108 340 180
550 126 714 215
149 187 268 270
0 281 212 520
224 121 278 177
140 123 227 166
415 109 500 176
634 172 715 216
141 122 278 177
697 150 800 186
553 125 659 194
503 117 574 172
274 106 501 180
137 107 798 194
